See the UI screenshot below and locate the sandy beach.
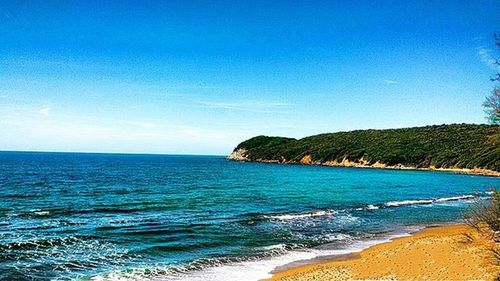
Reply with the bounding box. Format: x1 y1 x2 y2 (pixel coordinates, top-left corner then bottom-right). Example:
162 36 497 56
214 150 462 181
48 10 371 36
267 224 499 281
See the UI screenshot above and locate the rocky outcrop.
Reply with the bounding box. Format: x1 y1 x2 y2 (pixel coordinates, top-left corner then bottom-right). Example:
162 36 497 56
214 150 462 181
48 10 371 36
229 152 500 177
228 148 249 161
299 154 312 164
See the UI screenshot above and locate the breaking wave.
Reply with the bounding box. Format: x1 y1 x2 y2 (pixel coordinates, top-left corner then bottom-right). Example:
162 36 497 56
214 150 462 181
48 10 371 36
384 194 475 207
90 232 401 281
263 193 482 222
265 210 336 220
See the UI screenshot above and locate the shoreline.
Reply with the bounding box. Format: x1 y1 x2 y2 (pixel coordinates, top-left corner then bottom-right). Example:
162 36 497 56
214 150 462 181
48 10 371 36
266 227 420 276
160 225 425 281
265 224 499 281
228 151 500 177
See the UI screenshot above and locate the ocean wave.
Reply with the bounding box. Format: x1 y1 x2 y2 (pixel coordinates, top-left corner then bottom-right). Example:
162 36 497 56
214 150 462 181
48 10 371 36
91 249 319 281
0 235 96 251
384 194 476 207
264 193 481 223
260 243 305 255
384 199 434 207
317 233 352 242
0 234 132 279
434 195 475 202
91 231 409 281
265 210 336 220
84 191 481 281
31 209 50 216
262 243 287 251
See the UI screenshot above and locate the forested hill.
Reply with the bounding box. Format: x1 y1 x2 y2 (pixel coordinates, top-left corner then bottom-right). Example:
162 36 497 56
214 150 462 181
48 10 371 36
229 124 500 172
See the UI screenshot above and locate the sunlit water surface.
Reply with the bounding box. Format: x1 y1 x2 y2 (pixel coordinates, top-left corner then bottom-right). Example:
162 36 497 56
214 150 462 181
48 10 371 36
0 152 498 280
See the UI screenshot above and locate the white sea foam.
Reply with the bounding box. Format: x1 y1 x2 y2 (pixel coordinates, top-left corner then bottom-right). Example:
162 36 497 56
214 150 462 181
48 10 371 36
90 192 487 281
92 231 412 281
30 209 50 216
434 195 475 202
266 210 336 220
267 194 478 222
384 199 434 207
384 194 476 207
262 243 288 251
321 233 352 242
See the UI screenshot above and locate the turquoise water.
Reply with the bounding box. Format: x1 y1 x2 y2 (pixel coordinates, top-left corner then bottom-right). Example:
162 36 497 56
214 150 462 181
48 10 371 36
0 152 498 280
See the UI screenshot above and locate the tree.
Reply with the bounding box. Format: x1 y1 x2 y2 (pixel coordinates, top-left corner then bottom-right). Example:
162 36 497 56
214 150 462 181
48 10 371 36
483 34 500 124
484 88 500 124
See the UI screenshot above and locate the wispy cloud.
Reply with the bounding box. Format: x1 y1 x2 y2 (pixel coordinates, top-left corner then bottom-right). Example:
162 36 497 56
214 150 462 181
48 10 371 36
0 107 240 154
477 46 499 71
197 101 294 113
384 79 399 85
38 107 52 115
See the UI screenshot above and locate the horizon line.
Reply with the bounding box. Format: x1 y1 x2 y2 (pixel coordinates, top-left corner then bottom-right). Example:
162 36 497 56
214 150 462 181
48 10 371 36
0 150 227 157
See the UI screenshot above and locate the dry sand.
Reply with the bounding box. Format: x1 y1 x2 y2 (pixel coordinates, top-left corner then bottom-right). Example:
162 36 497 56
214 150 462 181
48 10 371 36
267 224 499 281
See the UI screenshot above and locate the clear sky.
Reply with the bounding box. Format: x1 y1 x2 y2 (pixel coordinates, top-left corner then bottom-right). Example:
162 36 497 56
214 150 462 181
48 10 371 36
0 1 499 155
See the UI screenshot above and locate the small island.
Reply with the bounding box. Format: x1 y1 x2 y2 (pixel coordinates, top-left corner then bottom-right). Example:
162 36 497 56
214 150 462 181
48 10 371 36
229 124 500 176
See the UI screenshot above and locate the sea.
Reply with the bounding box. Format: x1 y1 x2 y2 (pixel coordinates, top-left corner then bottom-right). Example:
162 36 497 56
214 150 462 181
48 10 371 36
0 151 498 280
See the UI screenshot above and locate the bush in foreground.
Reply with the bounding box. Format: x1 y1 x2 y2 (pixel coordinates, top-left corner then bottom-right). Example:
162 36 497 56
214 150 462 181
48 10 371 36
464 189 500 242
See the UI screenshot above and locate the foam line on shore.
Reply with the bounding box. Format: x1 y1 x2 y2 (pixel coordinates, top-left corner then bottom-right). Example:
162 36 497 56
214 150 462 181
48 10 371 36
92 229 416 281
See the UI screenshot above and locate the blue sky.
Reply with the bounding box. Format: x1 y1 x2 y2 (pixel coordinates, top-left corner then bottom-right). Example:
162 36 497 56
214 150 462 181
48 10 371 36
0 1 499 155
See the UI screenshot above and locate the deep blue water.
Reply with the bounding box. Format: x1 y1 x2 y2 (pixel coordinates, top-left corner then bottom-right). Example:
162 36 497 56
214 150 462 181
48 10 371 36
0 152 498 280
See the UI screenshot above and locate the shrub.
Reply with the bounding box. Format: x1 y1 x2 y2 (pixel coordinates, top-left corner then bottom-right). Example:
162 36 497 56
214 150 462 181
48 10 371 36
464 189 500 242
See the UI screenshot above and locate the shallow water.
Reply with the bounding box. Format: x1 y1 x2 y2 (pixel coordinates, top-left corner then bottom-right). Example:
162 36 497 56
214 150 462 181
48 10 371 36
0 152 498 280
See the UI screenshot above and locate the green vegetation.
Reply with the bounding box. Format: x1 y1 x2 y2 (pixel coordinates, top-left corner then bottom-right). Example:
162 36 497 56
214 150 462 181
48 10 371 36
464 188 499 273
483 34 500 125
233 124 500 171
464 189 500 242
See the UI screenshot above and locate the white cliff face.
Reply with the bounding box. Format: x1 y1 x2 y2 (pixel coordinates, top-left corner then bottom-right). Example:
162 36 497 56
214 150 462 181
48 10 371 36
228 148 249 161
